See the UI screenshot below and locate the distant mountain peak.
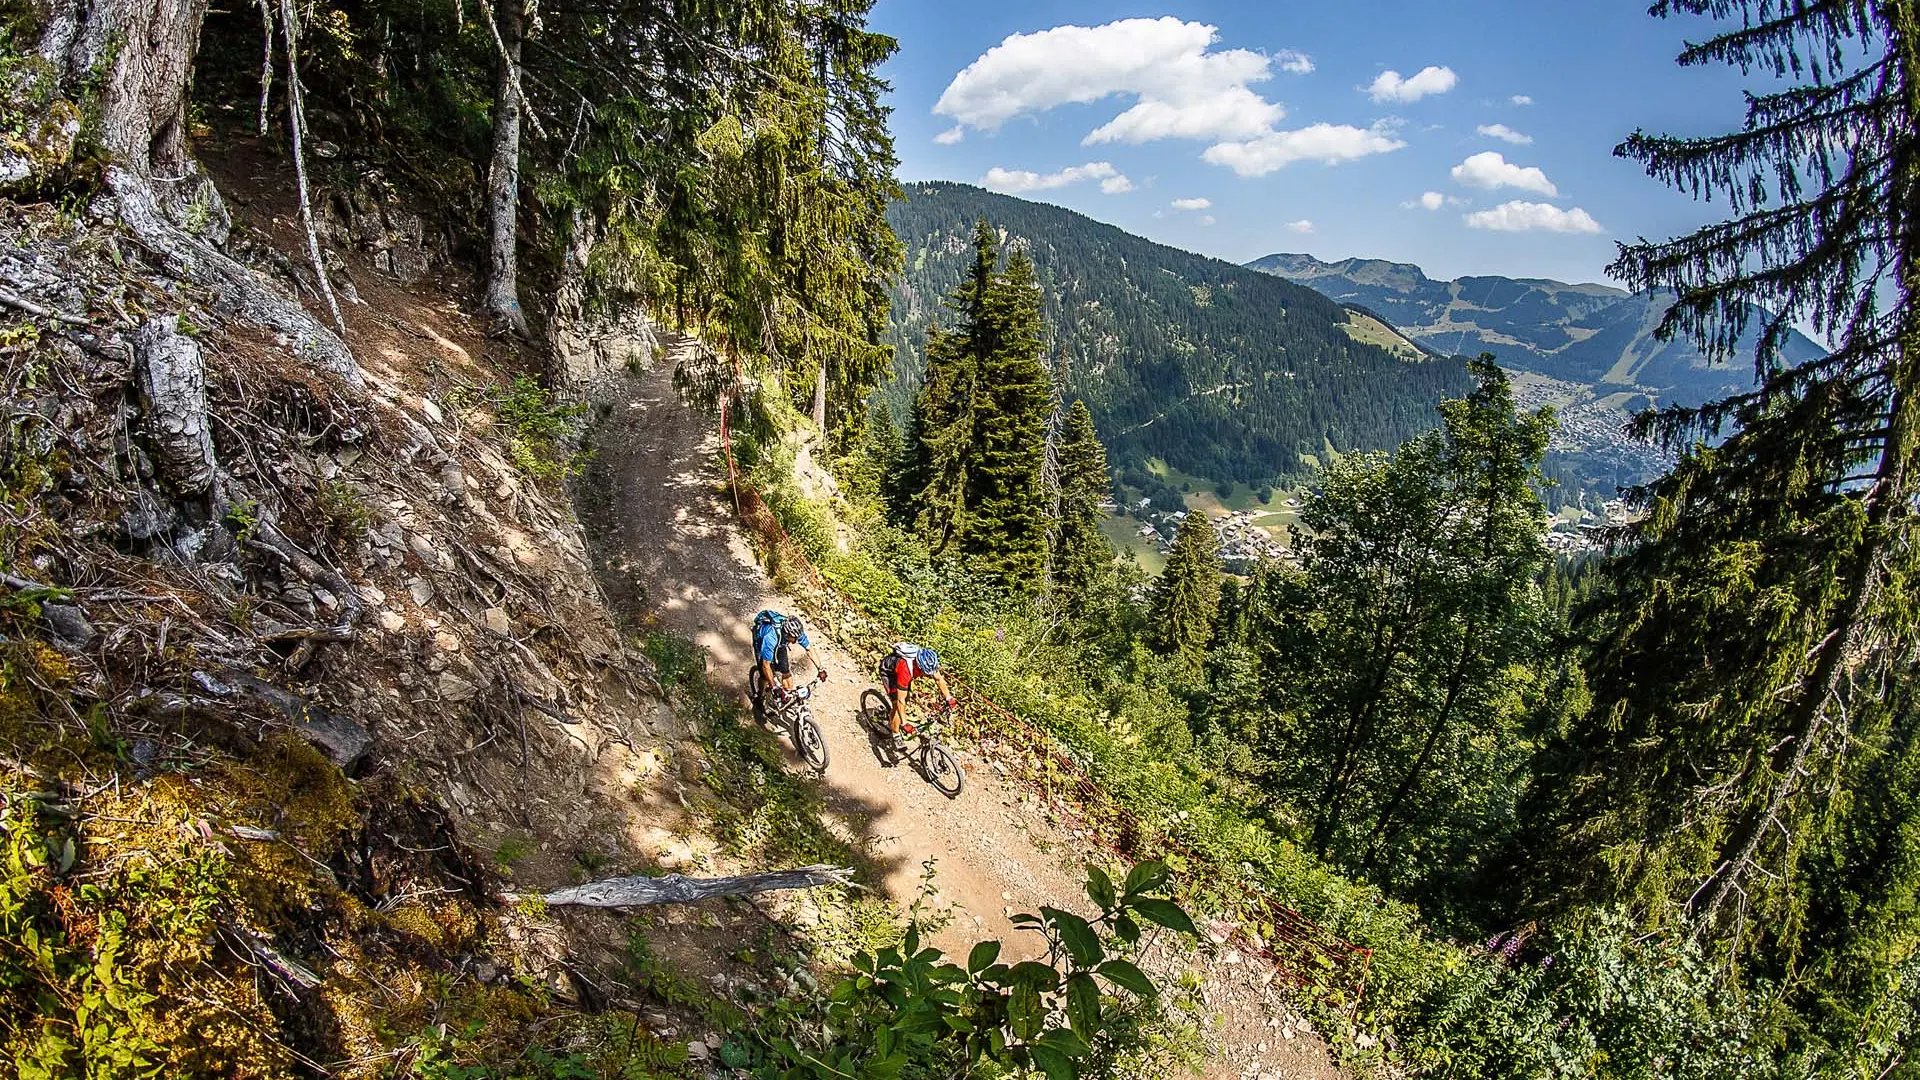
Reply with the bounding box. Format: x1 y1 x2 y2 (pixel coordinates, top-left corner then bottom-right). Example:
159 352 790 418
883 183 1475 485
1248 251 1818 407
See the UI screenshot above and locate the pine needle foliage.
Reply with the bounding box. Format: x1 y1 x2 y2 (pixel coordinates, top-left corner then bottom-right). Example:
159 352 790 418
1051 399 1114 607
903 220 1054 594
1148 511 1220 677
1522 2 1920 1070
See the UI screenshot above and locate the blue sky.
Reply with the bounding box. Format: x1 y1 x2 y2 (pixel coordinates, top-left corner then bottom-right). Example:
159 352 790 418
868 1 1772 286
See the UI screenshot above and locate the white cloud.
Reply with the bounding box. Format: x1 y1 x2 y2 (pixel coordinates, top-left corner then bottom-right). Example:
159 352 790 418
1451 151 1559 196
1407 191 1446 211
1087 91 1285 145
937 19 1418 180
981 162 1134 196
1477 123 1532 145
1171 197 1212 211
1199 215 1216 226
934 125 965 145
1203 121 1405 177
1510 94 1533 105
1286 219 1315 234
934 17 1285 146
1367 65 1458 104
1464 200 1603 233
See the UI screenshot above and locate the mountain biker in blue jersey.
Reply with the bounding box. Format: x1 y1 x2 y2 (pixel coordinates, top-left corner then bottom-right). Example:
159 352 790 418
880 642 954 752
753 610 826 707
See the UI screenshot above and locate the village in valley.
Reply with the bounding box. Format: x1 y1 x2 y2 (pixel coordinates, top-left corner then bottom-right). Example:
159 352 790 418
1113 483 1635 573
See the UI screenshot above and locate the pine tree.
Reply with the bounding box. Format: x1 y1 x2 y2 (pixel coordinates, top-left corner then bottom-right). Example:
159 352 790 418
906 221 997 551
961 248 1052 592
1150 511 1221 676
1529 2 1920 957
1051 399 1114 604
1517 6 1920 1067
900 222 1054 594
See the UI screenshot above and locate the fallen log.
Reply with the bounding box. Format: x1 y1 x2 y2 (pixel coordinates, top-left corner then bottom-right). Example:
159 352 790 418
534 865 854 909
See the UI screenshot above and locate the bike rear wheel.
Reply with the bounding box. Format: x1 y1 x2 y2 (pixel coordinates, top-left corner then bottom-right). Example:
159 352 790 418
793 712 830 772
747 666 765 718
923 742 964 799
859 689 889 731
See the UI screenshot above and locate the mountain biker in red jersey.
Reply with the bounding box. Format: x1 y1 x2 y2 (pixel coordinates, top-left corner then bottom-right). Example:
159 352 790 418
880 643 954 752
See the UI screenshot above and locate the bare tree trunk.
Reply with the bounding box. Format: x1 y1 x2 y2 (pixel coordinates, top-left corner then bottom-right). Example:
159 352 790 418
483 0 530 339
135 315 217 497
535 865 854 908
277 0 348 338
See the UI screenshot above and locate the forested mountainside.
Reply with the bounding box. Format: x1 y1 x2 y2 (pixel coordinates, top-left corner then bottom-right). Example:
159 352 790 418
884 182 1474 485
1252 252 1827 406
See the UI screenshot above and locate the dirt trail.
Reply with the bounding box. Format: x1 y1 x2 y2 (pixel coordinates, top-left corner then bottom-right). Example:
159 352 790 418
577 340 1089 958
575 340 1342 1079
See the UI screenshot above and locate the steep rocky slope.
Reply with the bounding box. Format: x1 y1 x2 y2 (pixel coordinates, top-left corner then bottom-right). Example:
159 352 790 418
0 145 1344 1078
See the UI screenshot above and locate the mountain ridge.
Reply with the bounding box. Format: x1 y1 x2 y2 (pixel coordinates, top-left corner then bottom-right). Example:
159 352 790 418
883 183 1476 486
1248 251 1825 406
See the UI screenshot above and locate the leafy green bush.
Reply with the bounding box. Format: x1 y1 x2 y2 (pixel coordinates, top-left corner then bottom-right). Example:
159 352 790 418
316 477 374 536
468 376 590 481
731 862 1197 1080
640 630 707 689
1393 913 1775 1080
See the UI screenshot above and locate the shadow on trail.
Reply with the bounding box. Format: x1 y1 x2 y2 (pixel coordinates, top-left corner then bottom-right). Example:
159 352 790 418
572 340 1089 962
573 345 915 906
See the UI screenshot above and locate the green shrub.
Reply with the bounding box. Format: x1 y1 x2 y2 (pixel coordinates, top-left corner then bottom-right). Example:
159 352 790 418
316 477 374 536
730 862 1198 1080
640 630 706 689
468 376 590 481
1391 913 1775 1080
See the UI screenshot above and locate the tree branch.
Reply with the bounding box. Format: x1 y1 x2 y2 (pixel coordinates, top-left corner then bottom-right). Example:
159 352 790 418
533 865 854 908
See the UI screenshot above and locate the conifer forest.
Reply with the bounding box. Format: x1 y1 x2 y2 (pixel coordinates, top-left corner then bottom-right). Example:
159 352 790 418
0 0 1915 1078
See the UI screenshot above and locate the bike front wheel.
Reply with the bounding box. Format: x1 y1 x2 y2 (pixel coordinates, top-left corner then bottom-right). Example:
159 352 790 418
793 712 830 773
923 742 964 799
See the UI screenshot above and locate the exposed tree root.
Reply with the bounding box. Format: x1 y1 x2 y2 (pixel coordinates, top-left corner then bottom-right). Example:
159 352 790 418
103 166 360 384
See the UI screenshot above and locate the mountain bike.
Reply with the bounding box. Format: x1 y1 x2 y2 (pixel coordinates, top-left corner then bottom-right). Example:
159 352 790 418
858 688 964 799
747 667 830 773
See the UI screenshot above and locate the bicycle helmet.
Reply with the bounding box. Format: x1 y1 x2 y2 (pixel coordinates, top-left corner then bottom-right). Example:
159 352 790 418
782 616 806 644
916 647 940 673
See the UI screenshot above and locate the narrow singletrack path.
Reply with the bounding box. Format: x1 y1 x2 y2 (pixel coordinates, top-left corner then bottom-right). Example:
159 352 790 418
575 339 1343 1079
577 339 1087 958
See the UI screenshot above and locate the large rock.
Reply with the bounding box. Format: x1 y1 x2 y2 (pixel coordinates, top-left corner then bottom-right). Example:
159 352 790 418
134 315 217 497
550 308 658 389
40 603 94 648
226 673 372 769
322 175 435 285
